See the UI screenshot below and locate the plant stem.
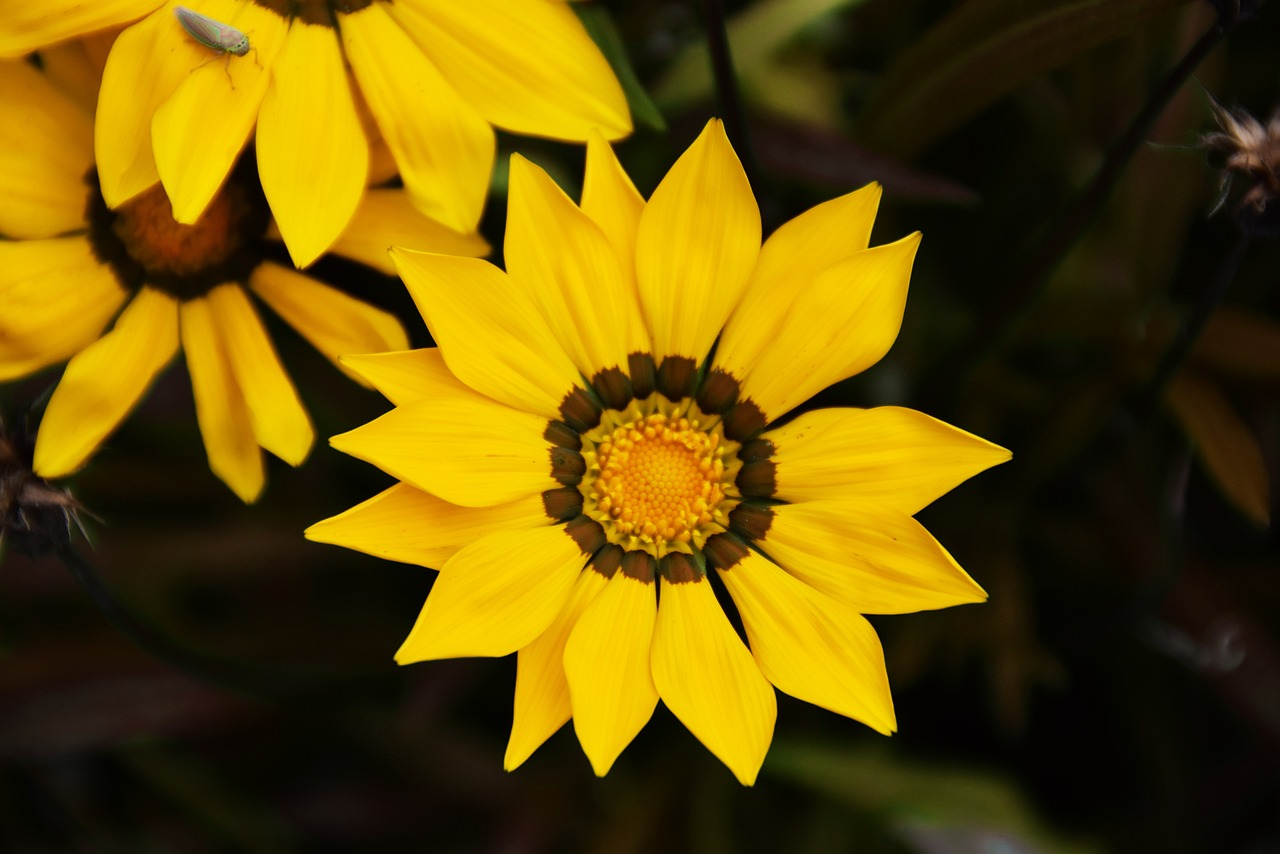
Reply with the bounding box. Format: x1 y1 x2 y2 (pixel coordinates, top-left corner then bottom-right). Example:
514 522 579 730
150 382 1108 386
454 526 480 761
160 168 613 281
926 1 1242 407
57 545 390 704
700 0 757 182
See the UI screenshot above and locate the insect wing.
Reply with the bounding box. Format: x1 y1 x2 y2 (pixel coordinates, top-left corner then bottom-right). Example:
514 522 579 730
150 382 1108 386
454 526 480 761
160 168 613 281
174 6 245 54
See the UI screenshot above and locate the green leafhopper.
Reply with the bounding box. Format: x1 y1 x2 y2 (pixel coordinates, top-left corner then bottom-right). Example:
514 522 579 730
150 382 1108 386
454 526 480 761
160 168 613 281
174 6 258 85
175 6 250 56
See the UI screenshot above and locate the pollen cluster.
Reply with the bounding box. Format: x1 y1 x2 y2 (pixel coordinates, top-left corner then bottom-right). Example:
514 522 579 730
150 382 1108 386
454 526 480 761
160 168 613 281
581 399 741 557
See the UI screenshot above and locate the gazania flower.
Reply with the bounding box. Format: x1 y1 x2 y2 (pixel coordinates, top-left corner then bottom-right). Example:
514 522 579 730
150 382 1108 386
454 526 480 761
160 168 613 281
0 57 486 502
1 0 632 267
307 120 1011 784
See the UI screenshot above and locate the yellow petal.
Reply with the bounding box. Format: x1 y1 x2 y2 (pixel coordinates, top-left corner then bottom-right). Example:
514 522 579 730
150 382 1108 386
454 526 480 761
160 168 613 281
340 2 494 233
564 572 659 776
504 568 609 773
739 233 921 423
36 36 108 113
1168 372 1270 526
390 248 581 420
763 501 986 614
306 483 549 569
582 130 644 264
180 294 264 502
766 406 1011 514
386 0 630 140
719 552 896 735
0 0 160 58
153 0 287 224
33 287 179 478
581 130 648 356
328 189 489 277
651 575 776 786
205 284 312 466
505 155 630 380
250 262 409 379
635 119 760 364
330 393 556 508
506 568 609 771
0 60 93 238
396 525 587 661
340 348 472 408
95 4 188 207
0 238 128 379
715 183 882 381
256 19 368 268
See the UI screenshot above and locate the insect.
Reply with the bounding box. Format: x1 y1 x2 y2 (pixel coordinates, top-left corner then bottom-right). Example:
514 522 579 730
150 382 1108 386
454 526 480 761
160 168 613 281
174 6 258 86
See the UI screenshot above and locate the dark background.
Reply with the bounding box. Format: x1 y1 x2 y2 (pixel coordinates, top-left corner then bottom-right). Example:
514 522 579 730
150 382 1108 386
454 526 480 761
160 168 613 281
2 0 1278 850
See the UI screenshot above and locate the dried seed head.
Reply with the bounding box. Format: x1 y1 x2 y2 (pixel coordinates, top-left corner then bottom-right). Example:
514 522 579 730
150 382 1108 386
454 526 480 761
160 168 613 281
1203 100 1280 236
0 413 88 559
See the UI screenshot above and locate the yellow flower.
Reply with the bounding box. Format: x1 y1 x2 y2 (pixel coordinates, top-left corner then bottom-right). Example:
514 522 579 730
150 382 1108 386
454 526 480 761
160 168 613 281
2 0 633 268
0 57 487 502
307 120 1011 784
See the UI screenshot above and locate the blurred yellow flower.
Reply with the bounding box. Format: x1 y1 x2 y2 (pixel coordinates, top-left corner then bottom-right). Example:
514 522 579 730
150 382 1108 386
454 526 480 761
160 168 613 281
0 0 633 268
308 120 1010 784
0 58 487 502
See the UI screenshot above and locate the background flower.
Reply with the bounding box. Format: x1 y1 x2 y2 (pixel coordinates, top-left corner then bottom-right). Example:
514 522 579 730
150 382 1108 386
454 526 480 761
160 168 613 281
2 1 631 267
0 56 485 501
87 0 631 268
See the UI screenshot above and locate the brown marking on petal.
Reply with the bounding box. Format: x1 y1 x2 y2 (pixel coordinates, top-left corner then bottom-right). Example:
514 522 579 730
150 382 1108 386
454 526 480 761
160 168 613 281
620 550 657 583
542 486 583 521
738 437 775 464
628 352 656 399
660 552 700 583
289 0 373 24
559 387 602 434
729 505 774 541
703 534 750 571
250 0 294 18
723 399 768 442
592 367 633 410
543 421 582 451
564 515 606 556
696 369 739 414
656 356 697 401
590 543 624 579
550 447 586 486
736 460 777 498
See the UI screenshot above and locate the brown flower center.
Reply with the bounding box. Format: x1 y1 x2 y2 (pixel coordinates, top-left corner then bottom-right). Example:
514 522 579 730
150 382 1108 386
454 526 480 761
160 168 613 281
86 161 270 301
113 183 245 278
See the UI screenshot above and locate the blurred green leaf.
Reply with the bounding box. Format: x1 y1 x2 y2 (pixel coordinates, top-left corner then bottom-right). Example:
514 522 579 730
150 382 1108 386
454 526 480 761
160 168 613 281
767 741 1100 854
574 4 667 131
654 0 869 131
859 0 1192 158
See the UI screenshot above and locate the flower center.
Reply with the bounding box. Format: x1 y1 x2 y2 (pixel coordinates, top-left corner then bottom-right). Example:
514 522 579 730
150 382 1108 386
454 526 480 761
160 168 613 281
113 183 244 278
581 397 741 557
86 160 269 301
